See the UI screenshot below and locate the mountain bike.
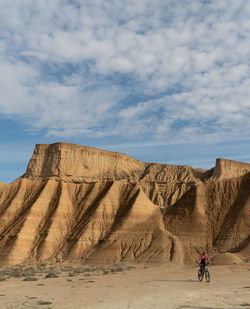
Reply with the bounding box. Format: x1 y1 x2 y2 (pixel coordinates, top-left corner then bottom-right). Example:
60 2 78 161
198 264 210 282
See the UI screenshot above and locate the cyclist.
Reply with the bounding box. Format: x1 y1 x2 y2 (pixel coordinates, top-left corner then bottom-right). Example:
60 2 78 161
199 251 211 275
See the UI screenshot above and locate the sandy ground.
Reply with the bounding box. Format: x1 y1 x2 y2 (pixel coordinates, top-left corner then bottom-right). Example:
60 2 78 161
0 263 249 309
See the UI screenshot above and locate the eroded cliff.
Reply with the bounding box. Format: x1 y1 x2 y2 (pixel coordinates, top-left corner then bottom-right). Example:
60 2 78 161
0 143 249 265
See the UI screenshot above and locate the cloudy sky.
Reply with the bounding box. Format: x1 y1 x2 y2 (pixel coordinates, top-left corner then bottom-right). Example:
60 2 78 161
1 0 250 183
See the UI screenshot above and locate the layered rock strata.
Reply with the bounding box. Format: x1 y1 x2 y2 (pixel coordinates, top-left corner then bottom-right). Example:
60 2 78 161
0 143 249 265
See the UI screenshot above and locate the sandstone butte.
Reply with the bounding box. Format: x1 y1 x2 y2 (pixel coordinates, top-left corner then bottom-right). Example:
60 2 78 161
0 142 249 266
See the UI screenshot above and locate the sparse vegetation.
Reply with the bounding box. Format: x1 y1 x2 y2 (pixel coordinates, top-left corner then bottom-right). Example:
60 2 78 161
0 265 37 278
0 262 136 284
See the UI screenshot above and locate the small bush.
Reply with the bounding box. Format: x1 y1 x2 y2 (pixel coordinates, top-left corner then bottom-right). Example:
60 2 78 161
45 272 58 279
23 277 38 281
127 266 136 270
37 300 53 305
38 263 47 268
102 270 109 275
10 268 22 278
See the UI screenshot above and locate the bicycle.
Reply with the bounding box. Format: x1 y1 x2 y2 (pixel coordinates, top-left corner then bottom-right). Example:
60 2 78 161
198 264 210 282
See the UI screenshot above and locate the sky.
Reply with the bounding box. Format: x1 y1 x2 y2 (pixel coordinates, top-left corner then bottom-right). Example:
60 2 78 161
1 0 250 183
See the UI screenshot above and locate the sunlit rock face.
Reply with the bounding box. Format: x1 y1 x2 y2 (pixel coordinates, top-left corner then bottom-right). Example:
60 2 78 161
0 143 249 265
25 143 146 182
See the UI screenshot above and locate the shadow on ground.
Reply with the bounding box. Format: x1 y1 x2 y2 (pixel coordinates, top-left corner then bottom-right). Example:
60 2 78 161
146 279 198 283
178 304 250 309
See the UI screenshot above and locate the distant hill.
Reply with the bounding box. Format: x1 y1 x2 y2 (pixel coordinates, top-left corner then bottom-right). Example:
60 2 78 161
0 142 249 265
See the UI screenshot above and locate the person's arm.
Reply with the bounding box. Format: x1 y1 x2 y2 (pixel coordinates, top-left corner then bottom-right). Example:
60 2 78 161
206 254 211 263
198 255 202 264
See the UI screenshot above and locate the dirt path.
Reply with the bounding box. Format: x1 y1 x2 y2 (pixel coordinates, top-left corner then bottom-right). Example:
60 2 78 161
0 263 249 309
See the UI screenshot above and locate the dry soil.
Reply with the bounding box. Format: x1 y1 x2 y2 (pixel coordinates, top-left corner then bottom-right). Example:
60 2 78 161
0 263 249 309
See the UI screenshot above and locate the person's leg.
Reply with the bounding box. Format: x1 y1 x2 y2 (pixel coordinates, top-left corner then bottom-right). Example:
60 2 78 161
201 262 205 276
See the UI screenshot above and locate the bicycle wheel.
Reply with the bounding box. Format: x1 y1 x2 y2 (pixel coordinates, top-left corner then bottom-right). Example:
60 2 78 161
198 270 203 281
205 270 210 283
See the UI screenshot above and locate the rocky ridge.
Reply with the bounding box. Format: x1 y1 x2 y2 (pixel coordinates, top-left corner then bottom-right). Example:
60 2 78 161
0 142 249 265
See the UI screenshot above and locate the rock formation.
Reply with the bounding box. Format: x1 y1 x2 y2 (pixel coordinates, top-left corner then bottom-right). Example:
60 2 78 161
0 143 249 265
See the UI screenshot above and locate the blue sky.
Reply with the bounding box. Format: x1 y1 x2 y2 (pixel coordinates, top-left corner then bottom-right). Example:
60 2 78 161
1 0 250 183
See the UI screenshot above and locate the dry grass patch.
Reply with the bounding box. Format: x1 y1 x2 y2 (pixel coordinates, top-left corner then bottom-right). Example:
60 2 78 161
23 277 38 281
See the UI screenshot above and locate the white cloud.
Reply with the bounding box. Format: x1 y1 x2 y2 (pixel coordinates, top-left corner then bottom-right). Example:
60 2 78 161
0 0 250 143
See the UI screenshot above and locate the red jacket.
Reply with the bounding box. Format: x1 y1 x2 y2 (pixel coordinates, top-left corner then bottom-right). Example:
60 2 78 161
199 253 210 264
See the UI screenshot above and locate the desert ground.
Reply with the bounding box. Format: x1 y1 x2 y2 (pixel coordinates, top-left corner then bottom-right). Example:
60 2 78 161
0 262 249 309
